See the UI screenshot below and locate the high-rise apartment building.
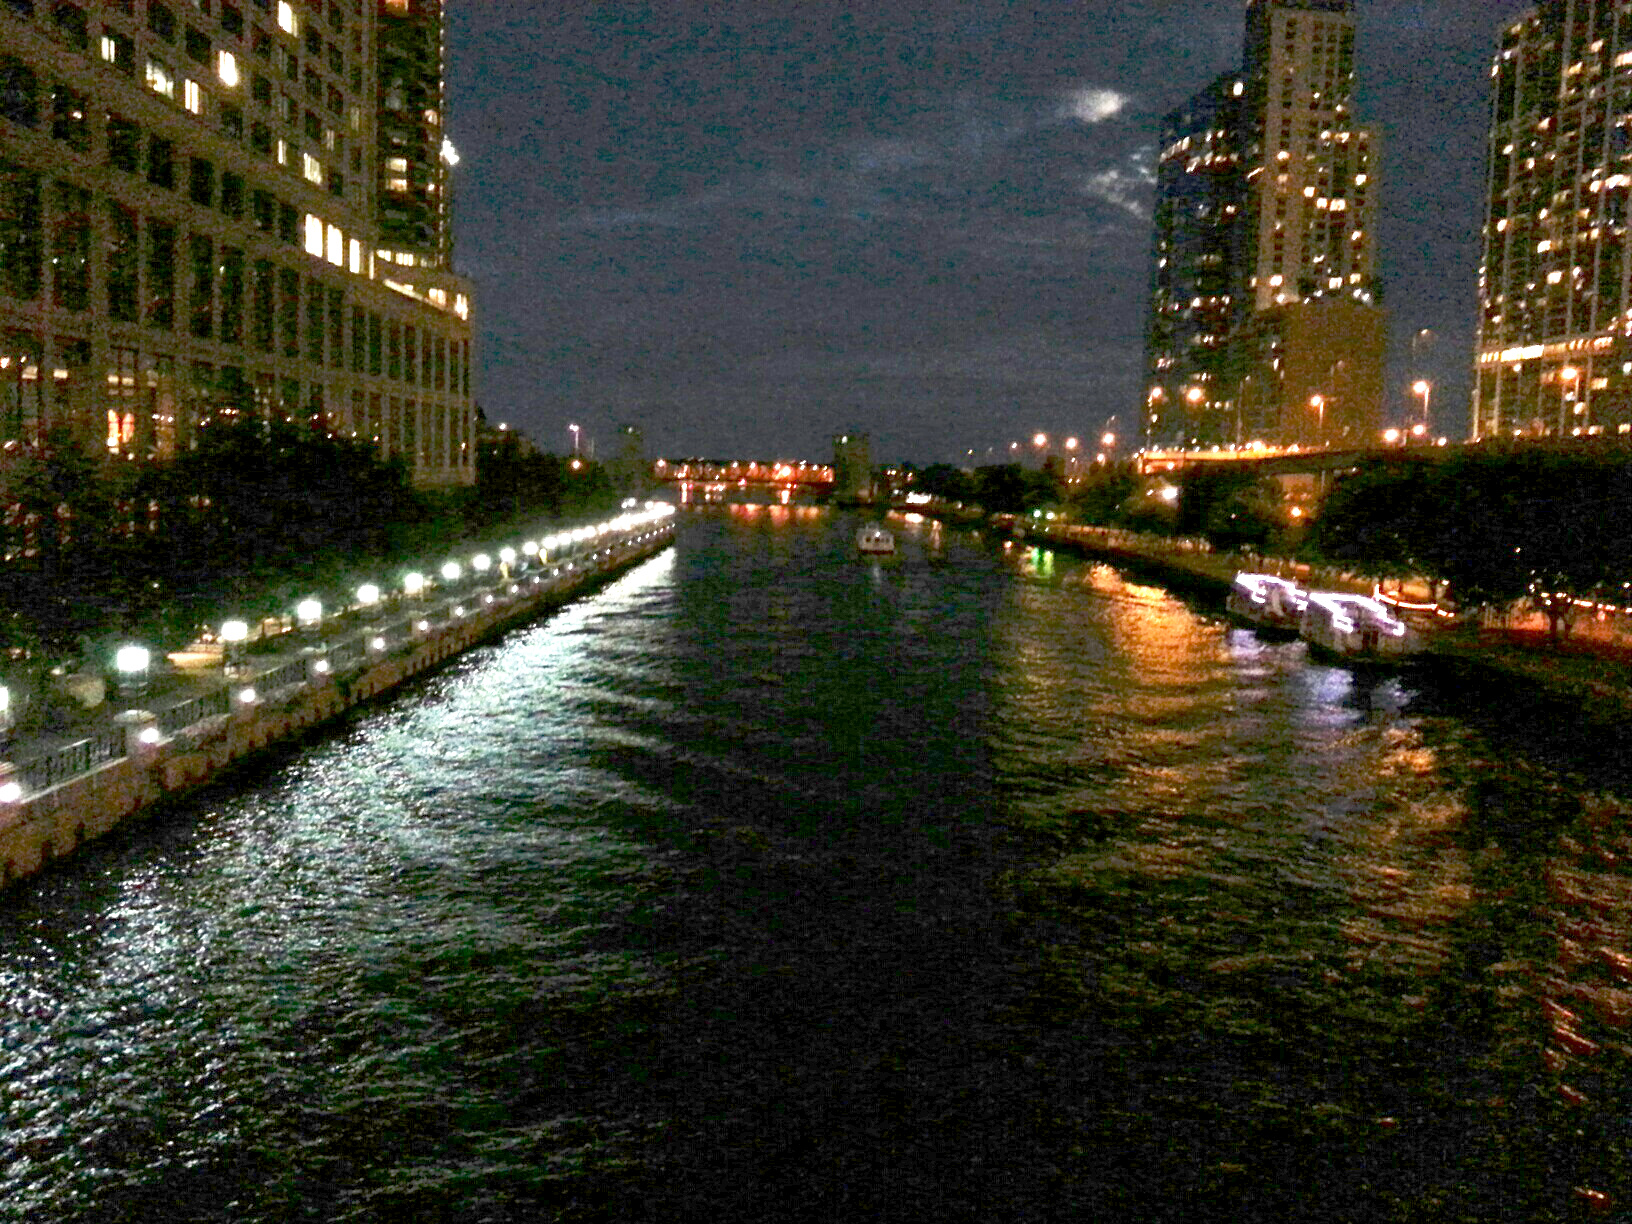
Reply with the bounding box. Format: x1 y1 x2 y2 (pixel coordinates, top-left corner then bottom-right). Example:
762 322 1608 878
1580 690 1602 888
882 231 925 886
0 0 476 486
1474 2 1632 441
1144 0 1385 449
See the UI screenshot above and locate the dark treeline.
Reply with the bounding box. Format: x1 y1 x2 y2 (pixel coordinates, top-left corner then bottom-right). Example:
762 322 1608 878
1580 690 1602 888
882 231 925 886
912 460 1286 552
0 420 620 662
1313 449 1632 633
913 450 1632 635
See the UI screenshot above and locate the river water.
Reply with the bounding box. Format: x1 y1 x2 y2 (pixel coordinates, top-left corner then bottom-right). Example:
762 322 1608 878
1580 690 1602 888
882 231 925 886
4 507 1632 1222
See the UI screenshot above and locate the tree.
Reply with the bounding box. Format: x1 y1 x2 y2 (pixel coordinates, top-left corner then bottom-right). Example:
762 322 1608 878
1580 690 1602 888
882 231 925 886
915 463 975 503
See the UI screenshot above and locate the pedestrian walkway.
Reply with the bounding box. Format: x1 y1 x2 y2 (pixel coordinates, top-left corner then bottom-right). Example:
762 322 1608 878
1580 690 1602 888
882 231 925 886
1 506 677 801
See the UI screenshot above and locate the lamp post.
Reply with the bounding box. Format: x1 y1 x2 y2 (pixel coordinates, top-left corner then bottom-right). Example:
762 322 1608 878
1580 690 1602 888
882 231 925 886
1310 394 1326 446
569 422 581 457
114 644 150 694
220 619 248 676
1412 379 1432 436
1559 365 1581 438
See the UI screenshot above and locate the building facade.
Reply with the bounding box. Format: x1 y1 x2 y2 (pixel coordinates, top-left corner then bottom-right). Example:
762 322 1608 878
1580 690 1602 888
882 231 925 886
0 0 476 486
1144 73 1252 446
1474 1 1632 441
1143 0 1384 449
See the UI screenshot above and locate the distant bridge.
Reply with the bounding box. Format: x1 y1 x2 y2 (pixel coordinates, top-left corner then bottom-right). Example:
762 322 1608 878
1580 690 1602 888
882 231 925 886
1136 445 1454 478
1138 435 1632 479
652 458 836 492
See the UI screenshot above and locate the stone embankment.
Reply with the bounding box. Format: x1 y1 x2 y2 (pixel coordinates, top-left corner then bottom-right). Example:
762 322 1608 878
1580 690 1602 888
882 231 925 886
0 512 676 890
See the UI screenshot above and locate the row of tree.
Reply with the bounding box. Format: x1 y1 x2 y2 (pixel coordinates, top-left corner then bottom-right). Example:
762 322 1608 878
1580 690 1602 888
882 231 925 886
912 449 1632 636
0 418 623 664
1312 449 1632 633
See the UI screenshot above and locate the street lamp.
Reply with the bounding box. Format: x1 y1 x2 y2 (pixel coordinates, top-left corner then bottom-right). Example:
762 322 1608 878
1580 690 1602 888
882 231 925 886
1310 394 1326 445
115 644 150 693
1559 365 1582 436
356 583 381 609
569 423 580 456
296 598 322 629
1412 379 1432 434
403 571 425 597
220 619 248 675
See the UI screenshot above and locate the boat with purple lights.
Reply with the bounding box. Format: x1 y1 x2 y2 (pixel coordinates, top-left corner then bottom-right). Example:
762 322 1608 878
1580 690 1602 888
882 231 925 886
1226 572 1307 638
1298 591 1425 662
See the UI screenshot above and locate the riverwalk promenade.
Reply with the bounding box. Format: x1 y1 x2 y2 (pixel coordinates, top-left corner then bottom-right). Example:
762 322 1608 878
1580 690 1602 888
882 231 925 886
0 506 676 890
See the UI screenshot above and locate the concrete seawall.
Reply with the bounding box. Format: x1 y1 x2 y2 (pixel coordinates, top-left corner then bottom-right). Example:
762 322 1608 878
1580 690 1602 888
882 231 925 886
0 523 675 890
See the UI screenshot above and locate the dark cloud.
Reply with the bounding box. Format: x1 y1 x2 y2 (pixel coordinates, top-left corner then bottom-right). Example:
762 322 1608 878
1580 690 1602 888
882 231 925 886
447 0 1530 461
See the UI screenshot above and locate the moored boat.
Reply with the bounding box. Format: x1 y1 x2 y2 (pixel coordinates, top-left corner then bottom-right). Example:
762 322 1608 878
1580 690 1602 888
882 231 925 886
1299 591 1424 662
856 525 895 556
1227 572 1307 636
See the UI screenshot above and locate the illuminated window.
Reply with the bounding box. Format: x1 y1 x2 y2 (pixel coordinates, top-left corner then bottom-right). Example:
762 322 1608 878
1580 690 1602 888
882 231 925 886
276 138 289 165
100 34 118 64
326 223 343 266
277 1 296 36
218 50 239 87
303 152 323 184
386 177 408 193
147 60 176 99
305 213 324 257
184 79 202 114
348 238 361 274
386 157 407 172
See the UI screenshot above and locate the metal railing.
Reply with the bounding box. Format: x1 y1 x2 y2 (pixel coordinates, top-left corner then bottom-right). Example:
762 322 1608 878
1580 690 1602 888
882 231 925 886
14 725 127 794
252 657 308 694
157 685 231 733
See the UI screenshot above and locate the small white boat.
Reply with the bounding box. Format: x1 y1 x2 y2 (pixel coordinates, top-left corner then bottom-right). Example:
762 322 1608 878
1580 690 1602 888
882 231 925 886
856 524 895 556
1227 572 1306 636
1299 591 1424 662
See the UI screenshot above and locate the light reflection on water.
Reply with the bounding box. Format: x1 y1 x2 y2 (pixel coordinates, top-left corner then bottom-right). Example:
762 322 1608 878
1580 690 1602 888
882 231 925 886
3 516 1632 1220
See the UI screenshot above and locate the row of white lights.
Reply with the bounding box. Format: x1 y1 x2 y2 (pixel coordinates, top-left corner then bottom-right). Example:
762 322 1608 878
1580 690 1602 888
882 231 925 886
212 504 677 646
0 506 678 804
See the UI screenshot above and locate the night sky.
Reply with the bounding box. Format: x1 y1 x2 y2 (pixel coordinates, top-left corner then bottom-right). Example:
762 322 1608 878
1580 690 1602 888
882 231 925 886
445 1 1530 464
